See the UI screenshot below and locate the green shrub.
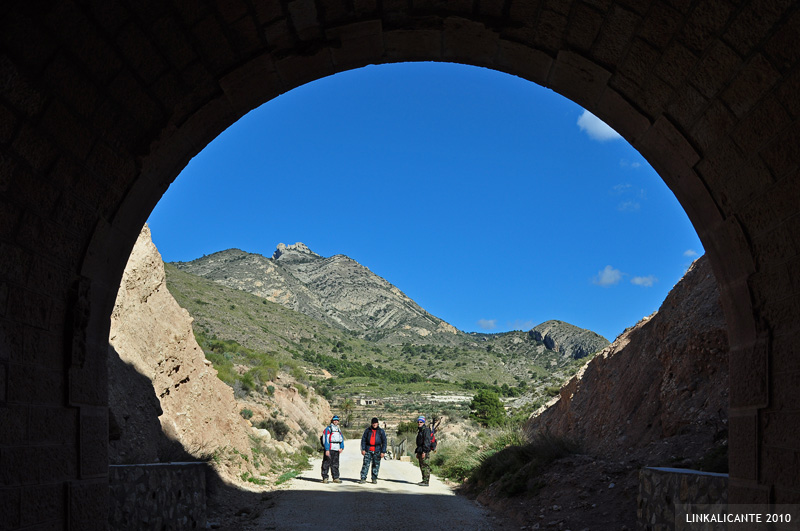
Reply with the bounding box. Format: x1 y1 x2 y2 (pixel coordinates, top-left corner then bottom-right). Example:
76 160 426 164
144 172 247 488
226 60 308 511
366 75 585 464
258 419 291 441
240 408 254 420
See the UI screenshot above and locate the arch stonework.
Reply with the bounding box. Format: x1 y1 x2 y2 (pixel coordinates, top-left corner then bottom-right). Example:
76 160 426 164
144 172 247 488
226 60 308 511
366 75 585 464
0 1 797 527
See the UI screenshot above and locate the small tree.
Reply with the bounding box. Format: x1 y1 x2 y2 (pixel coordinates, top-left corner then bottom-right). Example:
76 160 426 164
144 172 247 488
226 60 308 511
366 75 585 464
340 397 355 427
470 389 505 427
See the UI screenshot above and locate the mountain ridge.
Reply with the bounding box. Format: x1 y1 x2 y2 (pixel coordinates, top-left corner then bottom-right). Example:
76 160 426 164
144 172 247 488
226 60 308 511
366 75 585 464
173 244 452 340
172 243 609 355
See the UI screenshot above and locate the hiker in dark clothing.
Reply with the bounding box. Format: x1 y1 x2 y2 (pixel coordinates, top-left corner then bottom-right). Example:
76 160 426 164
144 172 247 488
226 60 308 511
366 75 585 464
359 417 387 484
414 415 432 486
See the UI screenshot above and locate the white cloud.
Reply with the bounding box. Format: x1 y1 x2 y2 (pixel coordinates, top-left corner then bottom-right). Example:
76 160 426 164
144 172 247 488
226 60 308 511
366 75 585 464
577 110 622 142
684 249 699 257
477 319 497 330
620 159 642 169
631 275 658 287
508 319 536 331
593 265 623 287
618 200 641 212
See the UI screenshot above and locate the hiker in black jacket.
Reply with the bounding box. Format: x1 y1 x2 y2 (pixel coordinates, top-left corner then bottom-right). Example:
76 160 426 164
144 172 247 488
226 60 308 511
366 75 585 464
414 415 432 486
359 417 387 484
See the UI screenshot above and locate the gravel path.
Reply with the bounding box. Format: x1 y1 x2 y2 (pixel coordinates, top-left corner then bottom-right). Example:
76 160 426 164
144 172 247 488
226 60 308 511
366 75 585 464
253 440 501 530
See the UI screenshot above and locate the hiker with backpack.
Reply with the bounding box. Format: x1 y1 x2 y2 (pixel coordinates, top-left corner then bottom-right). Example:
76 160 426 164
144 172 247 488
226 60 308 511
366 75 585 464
359 417 387 484
321 415 345 484
414 415 432 486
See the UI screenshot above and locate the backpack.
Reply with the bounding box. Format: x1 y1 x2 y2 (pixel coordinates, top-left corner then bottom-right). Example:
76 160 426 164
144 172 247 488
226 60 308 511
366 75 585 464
430 428 437 452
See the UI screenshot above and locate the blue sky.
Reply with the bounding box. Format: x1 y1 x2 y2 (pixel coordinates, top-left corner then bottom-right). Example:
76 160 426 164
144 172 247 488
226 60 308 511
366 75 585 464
147 62 703 342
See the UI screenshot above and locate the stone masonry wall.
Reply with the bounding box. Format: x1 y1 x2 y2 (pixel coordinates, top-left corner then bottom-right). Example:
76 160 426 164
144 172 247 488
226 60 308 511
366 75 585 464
108 463 207 530
638 467 728 531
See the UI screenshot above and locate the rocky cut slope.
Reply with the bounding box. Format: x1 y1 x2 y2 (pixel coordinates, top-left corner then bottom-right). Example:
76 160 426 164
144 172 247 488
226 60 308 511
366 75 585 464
526 255 729 455
172 243 459 344
108 226 331 485
108 225 256 479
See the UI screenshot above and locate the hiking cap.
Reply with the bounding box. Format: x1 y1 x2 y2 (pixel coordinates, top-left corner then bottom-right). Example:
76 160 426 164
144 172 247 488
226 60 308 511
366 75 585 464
332 415 340 421
417 416 425 423
371 417 379 424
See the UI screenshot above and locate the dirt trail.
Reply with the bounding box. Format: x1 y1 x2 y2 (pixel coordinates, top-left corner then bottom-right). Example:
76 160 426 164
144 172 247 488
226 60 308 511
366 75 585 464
252 439 504 530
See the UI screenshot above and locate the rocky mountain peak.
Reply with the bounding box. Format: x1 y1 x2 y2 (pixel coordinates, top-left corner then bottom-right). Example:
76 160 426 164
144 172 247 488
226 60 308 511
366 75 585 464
529 320 610 359
272 242 321 263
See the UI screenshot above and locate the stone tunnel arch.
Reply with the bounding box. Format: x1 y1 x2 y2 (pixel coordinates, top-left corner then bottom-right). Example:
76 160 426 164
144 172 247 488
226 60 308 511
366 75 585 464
1 2 798 528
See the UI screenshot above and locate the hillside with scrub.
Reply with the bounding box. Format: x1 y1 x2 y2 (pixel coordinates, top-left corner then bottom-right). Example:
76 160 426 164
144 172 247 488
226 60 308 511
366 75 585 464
164 258 604 428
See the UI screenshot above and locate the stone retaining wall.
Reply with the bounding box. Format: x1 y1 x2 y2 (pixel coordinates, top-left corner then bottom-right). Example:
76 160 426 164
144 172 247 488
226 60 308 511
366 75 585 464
109 463 207 530
638 467 728 530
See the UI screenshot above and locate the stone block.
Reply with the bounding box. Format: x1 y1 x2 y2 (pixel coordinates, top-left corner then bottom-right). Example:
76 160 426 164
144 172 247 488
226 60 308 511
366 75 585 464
28 406 77 445
276 49 335 90
7 362 65 406
219 53 283 113
478 0 504 19
0 404 27 444
494 40 552 87
327 20 384 69
191 15 236 72
0 487 21 529
109 464 206 529
532 8 568 52
68 479 108 531
773 329 800 374
565 2 603 52
443 17 499 67
20 483 65 527
733 95 788 156
353 0 377 15
761 409 800 449
667 83 707 132
728 479 771 505
384 29 442 61
264 18 295 51
728 342 768 409
288 0 321 41
0 446 40 486
638 2 681 49
400 455 411 462
41 101 93 162
761 446 800 491
678 0 733 55
591 5 640 69
728 412 758 481
39 444 78 484
752 223 800 264
68 356 107 407
0 361 7 403
725 0 787 58
79 407 109 479
721 53 780 119
549 51 611 109
618 38 661 90
596 88 650 144
12 123 58 174
760 128 800 181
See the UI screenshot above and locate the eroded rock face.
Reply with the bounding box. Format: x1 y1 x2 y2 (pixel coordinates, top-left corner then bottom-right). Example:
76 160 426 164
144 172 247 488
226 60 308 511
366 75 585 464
172 244 457 342
529 320 610 359
526 256 729 455
109 225 255 480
